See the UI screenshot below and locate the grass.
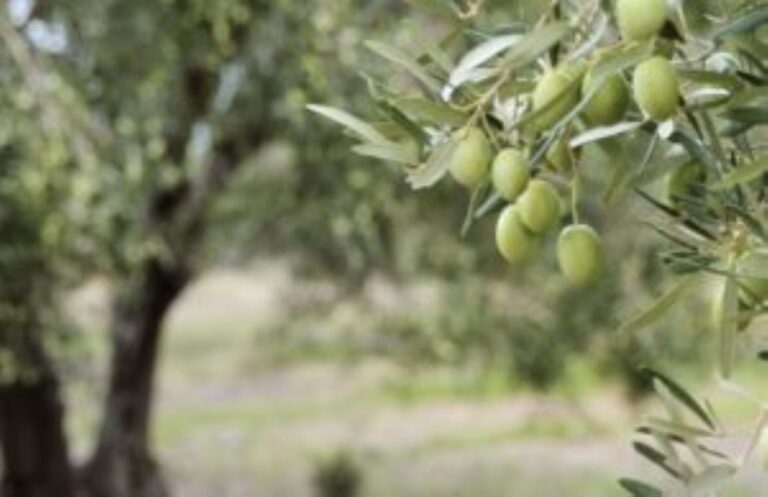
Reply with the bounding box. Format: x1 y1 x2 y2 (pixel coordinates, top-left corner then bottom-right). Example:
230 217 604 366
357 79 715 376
64 268 768 496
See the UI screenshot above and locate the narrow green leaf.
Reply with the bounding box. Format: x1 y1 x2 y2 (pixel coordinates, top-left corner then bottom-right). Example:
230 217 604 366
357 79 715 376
722 106 768 125
642 368 716 430
646 417 714 439
499 21 572 71
620 275 697 334
715 156 768 190
714 6 768 39
352 142 418 165
632 441 681 478
585 40 655 92
393 97 468 127
449 34 523 89
407 136 456 189
666 130 719 174
307 104 391 145
619 478 663 497
678 69 744 90
569 121 643 148
365 41 442 93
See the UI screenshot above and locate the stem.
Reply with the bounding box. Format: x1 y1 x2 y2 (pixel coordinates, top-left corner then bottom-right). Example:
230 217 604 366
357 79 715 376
571 167 581 224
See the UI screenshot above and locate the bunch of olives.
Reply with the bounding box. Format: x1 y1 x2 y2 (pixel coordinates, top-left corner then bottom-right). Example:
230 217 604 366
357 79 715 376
447 127 602 287
445 0 686 287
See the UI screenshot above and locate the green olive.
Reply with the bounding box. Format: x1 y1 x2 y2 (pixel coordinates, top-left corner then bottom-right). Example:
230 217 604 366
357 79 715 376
495 204 537 265
616 0 667 41
665 162 704 205
557 224 602 286
531 62 586 130
448 127 492 189
582 72 629 126
633 57 679 121
492 149 530 201
518 179 561 234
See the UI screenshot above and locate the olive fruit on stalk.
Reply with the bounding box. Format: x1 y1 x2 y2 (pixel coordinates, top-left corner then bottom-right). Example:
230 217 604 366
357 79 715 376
633 57 679 121
518 179 561 234
448 127 492 189
492 148 530 201
496 205 537 265
557 224 602 286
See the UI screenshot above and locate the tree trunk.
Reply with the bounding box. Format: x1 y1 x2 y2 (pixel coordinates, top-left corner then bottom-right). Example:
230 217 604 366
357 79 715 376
0 359 75 497
82 259 188 497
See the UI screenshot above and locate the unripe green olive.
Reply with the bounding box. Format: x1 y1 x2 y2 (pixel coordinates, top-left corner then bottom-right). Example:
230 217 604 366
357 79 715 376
532 62 586 130
495 204 537 265
665 162 704 205
616 0 667 41
448 127 492 188
633 57 679 121
557 224 602 286
518 179 561 234
582 72 629 126
492 149 530 201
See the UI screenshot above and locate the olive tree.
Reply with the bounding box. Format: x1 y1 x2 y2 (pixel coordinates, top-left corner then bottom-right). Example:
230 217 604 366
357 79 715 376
311 0 768 494
0 1 401 496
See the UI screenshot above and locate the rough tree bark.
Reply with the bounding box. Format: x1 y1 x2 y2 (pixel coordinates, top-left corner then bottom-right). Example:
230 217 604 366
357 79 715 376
82 258 189 497
0 350 76 497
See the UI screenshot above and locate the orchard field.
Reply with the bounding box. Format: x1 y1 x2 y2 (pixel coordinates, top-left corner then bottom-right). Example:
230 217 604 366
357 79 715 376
0 1 766 497
64 262 768 496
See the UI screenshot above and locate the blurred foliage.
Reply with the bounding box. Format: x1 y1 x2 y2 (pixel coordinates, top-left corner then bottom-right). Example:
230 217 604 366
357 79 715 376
0 0 742 394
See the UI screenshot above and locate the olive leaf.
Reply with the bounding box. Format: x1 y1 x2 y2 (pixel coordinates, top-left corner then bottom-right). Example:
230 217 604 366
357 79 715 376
407 135 457 189
392 97 469 127
645 417 714 439
569 121 643 148
713 6 768 39
632 441 682 479
306 104 393 145
619 478 663 497
712 155 768 190
584 40 655 91
619 275 698 335
365 40 443 94
643 369 716 430
352 142 419 165
498 21 572 71
448 34 523 90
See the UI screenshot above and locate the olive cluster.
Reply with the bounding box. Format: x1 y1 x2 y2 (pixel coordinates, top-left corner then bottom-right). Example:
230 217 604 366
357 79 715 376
449 128 602 287
447 0 683 287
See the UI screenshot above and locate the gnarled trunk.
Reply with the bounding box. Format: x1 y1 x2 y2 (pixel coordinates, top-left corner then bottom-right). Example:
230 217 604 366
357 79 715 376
0 356 75 497
82 259 188 497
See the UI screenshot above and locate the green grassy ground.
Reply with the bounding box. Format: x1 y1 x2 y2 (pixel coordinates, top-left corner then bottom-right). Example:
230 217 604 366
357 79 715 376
64 264 768 497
